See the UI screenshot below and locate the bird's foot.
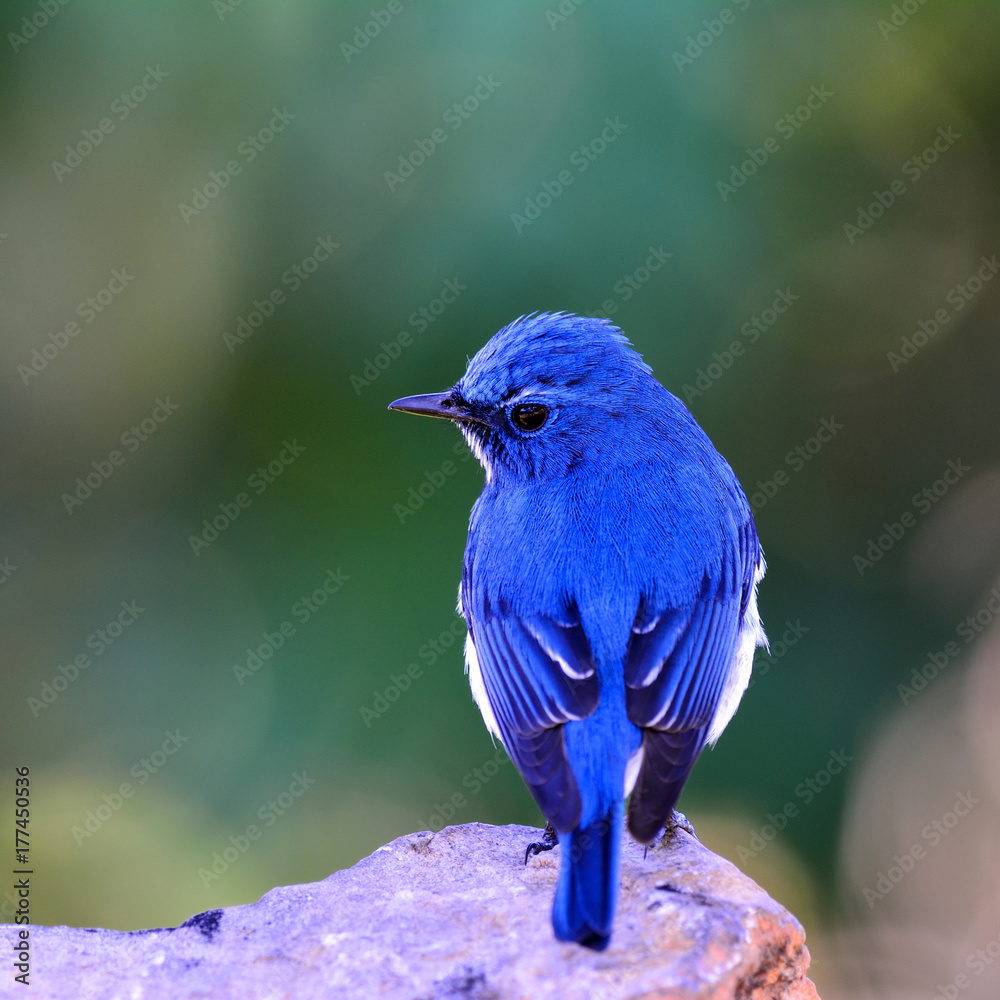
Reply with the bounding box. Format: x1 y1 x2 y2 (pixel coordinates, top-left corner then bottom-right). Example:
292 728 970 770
643 810 699 858
666 809 697 839
524 821 558 865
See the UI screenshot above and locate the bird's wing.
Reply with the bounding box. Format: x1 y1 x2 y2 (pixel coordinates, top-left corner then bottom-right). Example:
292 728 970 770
625 517 761 841
466 608 600 831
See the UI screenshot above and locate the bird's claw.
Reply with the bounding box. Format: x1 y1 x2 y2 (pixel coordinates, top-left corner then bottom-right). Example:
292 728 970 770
644 810 698 859
524 821 558 864
667 809 697 839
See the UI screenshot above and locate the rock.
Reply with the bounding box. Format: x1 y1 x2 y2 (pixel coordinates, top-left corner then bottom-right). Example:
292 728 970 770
0 822 819 999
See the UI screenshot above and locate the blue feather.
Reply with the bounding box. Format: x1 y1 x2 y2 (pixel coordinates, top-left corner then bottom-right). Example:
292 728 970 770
552 801 623 951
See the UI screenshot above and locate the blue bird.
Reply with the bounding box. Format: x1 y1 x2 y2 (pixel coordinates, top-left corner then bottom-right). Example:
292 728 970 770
389 312 766 950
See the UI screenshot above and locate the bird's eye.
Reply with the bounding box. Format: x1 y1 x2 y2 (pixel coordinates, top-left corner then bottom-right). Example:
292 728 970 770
510 403 549 432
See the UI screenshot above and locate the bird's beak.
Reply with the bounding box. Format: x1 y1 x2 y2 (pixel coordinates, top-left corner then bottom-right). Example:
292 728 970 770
388 391 478 422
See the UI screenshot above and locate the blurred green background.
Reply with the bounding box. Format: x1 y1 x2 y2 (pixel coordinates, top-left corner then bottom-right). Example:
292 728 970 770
3 2 1000 995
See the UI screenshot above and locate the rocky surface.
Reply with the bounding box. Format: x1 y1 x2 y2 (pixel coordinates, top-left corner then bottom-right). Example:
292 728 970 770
0 822 819 999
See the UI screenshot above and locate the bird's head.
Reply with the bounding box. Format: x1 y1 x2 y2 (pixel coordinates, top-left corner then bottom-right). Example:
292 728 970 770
388 312 659 483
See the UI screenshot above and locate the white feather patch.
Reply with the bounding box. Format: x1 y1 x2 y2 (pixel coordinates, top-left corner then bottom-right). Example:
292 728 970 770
464 630 502 740
458 425 492 484
706 555 768 746
624 744 644 796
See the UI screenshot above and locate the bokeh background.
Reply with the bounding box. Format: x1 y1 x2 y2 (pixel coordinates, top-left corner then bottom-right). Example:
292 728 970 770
2 2 1000 996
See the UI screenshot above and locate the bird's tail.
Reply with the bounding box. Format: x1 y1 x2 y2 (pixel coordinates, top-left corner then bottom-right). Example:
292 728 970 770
551 801 622 951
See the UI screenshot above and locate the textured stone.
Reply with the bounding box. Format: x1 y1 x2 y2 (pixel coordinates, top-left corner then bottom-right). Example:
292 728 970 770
0 822 819 999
